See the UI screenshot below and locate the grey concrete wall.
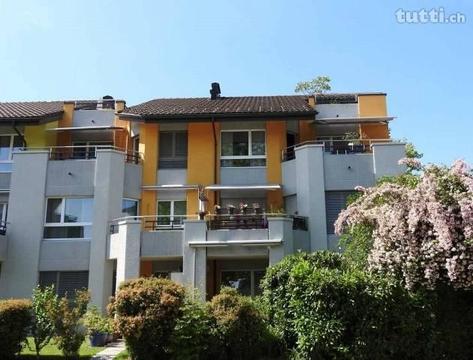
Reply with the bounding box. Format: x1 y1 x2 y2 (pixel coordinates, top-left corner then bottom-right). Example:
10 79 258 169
293 230 310 252
0 234 6 261
39 240 90 271
323 154 375 190
372 143 406 180
157 169 187 185
284 195 297 215
294 144 328 250
0 173 11 190
114 220 141 293
46 160 95 196
0 151 49 298
220 168 267 185
327 234 342 251
207 229 268 242
141 231 183 258
123 163 142 199
281 160 296 196
207 246 268 258
72 110 115 128
89 150 125 311
316 103 358 119
268 217 293 265
182 220 207 299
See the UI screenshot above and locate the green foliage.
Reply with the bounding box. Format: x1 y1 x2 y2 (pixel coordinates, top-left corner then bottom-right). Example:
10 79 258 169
261 252 432 359
83 306 113 336
113 277 186 360
53 289 90 359
0 299 32 359
376 173 420 188
295 76 331 95
338 223 374 269
30 285 59 359
208 287 278 360
169 297 218 360
405 142 423 159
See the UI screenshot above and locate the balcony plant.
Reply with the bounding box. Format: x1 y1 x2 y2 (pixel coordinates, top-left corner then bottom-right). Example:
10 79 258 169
240 203 249 214
214 204 222 215
228 204 236 215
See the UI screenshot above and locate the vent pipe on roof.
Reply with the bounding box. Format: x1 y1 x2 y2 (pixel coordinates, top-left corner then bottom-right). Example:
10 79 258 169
210 82 221 100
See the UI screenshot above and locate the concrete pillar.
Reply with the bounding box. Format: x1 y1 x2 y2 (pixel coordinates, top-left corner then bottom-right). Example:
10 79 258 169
89 150 125 311
294 144 328 250
115 220 141 292
182 220 207 300
268 217 293 265
0 151 49 298
372 143 407 180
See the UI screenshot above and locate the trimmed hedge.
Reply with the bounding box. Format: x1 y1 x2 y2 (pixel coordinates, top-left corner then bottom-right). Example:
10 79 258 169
0 299 32 359
261 251 433 359
113 277 186 360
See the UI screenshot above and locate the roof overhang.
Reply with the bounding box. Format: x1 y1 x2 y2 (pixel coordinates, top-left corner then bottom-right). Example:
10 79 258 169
205 184 281 191
47 126 126 132
312 116 395 125
142 184 199 191
0 113 64 125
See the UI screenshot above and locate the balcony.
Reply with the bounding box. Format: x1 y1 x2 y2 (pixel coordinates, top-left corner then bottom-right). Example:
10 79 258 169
0 221 7 261
282 138 395 162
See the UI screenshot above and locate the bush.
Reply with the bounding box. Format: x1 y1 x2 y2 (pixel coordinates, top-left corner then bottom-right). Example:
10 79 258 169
208 287 279 360
84 306 113 336
169 296 218 360
261 251 433 359
53 289 90 359
113 277 186 360
30 285 59 358
0 299 32 359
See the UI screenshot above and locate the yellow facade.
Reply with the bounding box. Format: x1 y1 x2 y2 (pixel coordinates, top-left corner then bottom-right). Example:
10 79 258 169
139 123 159 216
24 120 58 147
358 94 390 139
57 103 74 146
266 121 286 210
186 122 219 215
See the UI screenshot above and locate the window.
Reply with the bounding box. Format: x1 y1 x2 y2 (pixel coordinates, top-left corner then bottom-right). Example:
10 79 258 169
44 198 93 239
122 199 139 217
221 269 266 297
72 141 113 159
39 271 89 298
157 200 186 227
0 202 7 224
325 191 355 234
159 131 187 168
132 135 140 154
0 135 23 172
220 130 266 167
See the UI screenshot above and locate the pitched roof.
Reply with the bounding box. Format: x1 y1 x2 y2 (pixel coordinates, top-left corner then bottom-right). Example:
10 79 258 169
122 95 316 120
0 101 64 122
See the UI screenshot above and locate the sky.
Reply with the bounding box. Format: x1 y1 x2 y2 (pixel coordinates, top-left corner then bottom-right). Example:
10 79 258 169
0 0 472 165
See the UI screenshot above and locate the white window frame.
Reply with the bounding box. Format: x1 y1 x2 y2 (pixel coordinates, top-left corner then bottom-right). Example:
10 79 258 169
220 268 266 297
0 202 8 224
156 200 186 229
122 198 139 217
220 129 266 167
0 134 22 172
43 197 93 240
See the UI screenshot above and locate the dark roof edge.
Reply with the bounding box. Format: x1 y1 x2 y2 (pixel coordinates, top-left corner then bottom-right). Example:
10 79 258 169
119 110 316 123
0 111 64 124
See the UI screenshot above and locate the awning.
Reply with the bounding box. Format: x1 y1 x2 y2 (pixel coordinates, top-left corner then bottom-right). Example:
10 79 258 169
47 126 126 132
312 116 395 125
142 184 199 191
205 184 281 191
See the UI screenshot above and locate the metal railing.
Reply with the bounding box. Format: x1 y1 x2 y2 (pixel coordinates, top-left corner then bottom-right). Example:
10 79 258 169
282 139 395 161
109 215 199 234
18 145 142 164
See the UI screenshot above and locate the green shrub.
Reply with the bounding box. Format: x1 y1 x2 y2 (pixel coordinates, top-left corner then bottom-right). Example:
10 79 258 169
30 285 59 359
208 287 278 360
84 306 113 336
0 299 32 359
169 296 219 360
113 277 186 360
261 251 433 359
53 289 90 359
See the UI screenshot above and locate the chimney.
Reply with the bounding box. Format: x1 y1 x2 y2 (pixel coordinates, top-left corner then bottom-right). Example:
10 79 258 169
210 82 221 100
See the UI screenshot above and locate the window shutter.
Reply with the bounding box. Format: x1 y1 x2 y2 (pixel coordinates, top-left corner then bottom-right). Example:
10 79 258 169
58 271 89 298
39 271 58 288
325 191 355 234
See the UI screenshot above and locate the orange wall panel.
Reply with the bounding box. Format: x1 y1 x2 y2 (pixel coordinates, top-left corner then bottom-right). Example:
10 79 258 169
266 121 286 210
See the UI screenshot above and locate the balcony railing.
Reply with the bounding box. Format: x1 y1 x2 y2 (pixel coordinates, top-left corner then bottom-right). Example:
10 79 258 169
18 146 142 164
109 215 199 234
0 221 6 235
282 139 395 161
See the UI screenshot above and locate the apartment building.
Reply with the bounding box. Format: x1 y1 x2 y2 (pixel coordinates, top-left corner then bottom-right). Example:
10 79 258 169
0 84 405 309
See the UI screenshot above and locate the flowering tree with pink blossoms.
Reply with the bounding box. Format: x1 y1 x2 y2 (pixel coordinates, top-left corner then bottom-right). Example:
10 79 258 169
335 159 473 290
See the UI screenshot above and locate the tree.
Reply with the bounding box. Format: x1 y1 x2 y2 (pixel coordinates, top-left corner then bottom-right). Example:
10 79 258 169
295 76 331 95
29 285 59 359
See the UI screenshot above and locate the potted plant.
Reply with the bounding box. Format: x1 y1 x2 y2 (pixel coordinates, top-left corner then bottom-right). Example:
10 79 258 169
228 204 236 215
240 203 248 214
214 204 222 215
84 307 110 347
198 210 208 220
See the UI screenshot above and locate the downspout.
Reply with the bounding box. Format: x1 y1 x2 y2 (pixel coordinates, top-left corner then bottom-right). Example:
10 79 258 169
12 121 27 147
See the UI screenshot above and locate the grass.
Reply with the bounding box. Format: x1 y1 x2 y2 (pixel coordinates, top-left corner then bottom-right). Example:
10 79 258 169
114 350 129 360
19 337 105 359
